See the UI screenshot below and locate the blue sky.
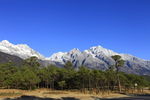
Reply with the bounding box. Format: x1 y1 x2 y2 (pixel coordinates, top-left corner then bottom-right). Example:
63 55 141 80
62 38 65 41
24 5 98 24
0 0 150 59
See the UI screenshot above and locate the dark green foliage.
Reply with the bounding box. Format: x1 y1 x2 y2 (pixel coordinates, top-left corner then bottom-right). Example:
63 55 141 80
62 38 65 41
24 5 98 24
111 55 125 72
22 68 40 90
23 56 40 69
111 55 125 92
0 56 149 92
64 61 73 70
58 81 66 90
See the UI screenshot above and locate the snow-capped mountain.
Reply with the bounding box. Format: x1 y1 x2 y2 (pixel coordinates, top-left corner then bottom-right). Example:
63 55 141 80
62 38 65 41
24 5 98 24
0 40 44 59
0 40 150 75
48 45 150 75
48 45 143 64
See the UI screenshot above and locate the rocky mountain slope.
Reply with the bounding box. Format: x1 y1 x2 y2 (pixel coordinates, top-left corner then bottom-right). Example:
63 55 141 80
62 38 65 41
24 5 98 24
0 51 23 65
48 46 150 75
0 40 150 75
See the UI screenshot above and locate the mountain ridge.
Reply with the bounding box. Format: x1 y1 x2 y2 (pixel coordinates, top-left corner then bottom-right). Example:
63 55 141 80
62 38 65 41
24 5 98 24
0 40 147 61
0 40 150 75
0 40 45 59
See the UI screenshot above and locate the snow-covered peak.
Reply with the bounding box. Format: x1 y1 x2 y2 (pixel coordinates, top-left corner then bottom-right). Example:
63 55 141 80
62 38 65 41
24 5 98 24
0 40 44 59
47 52 67 61
47 45 144 63
69 48 81 54
88 46 145 61
0 40 13 46
1 40 10 44
0 40 146 63
50 52 66 59
70 48 80 52
17 44 30 49
88 45 118 56
0 41 148 74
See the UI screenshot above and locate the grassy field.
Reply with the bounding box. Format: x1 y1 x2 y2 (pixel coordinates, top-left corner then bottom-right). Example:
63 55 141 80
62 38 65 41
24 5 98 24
0 89 149 100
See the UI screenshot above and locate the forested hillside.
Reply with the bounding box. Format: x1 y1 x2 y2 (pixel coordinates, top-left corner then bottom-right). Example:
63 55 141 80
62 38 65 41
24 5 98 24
0 56 149 94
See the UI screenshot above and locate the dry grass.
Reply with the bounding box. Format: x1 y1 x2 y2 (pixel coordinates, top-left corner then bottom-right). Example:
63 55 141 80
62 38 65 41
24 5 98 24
0 88 149 100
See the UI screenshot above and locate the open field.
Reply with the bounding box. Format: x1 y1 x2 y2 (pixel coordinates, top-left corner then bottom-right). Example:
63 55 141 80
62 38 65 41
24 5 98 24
0 89 149 100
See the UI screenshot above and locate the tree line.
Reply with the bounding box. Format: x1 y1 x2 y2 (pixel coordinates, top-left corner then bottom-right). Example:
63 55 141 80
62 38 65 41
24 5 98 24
0 55 149 93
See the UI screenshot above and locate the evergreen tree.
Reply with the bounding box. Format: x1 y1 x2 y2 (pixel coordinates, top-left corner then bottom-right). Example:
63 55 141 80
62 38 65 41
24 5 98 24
111 55 125 93
22 68 40 90
58 81 66 90
64 61 73 70
0 56 149 93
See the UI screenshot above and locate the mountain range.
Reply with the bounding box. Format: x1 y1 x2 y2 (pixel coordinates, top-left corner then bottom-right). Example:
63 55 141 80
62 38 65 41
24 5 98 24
0 40 150 75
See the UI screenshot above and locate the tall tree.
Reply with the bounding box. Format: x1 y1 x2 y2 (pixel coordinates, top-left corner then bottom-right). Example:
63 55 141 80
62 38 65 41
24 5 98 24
11 70 23 89
111 55 124 93
22 68 40 90
23 56 40 70
58 81 66 90
78 66 91 92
